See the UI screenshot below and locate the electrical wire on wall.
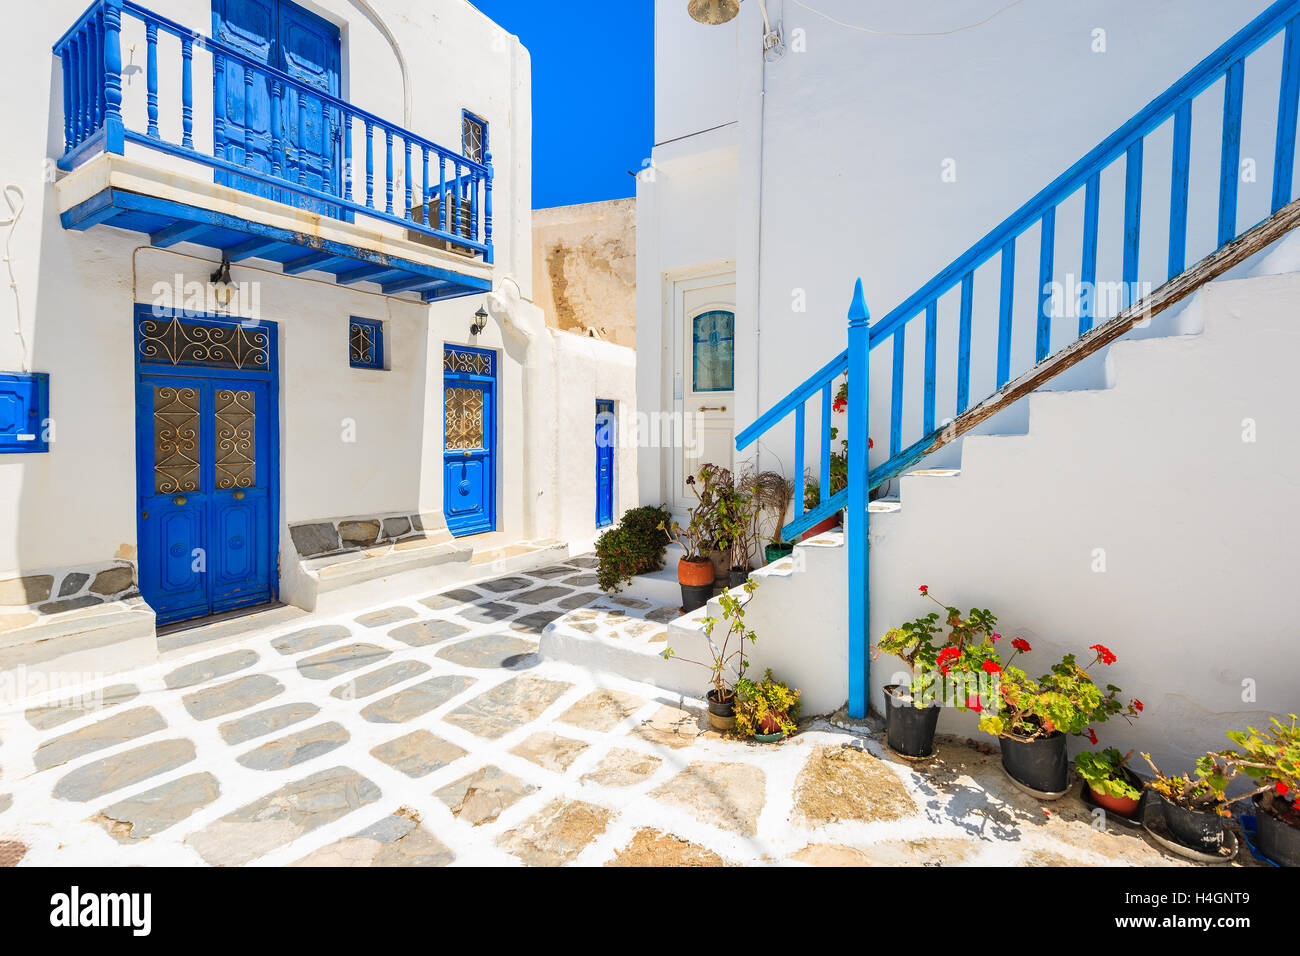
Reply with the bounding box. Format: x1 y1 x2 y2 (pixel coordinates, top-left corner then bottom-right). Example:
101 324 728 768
1 184 30 374
787 0 1031 37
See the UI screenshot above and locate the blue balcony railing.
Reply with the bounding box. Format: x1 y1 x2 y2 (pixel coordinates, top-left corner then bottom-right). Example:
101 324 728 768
53 0 494 263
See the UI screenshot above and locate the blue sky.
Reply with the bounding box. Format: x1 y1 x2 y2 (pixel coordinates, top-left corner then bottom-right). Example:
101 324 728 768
471 0 654 209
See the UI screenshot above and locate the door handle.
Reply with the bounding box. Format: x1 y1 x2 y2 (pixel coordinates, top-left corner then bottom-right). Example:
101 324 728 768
233 491 246 500
698 405 727 413
173 496 188 506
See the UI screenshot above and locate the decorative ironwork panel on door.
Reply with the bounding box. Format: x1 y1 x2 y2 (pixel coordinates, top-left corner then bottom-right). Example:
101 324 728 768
444 387 484 450
444 347 493 376
215 389 257 489
153 386 201 494
138 315 270 370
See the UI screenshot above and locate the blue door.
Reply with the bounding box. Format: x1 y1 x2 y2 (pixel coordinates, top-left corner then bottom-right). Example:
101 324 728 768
213 0 341 214
443 346 496 537
135 311 278 625
595 400 614 528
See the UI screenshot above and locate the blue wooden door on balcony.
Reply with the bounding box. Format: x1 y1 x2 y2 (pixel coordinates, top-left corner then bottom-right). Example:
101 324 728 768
212 0 340 213
136 370 275 626
443 346 496 538
595 400 614 528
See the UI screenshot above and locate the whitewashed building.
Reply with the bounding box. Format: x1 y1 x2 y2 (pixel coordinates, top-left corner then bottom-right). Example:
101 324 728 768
0 0 635 692
638 0 1300 766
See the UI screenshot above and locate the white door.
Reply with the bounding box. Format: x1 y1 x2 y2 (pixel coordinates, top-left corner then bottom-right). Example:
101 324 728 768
676 280 736 509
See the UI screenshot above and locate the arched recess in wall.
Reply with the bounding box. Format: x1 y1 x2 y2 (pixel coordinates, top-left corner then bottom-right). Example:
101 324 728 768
347 0 411 127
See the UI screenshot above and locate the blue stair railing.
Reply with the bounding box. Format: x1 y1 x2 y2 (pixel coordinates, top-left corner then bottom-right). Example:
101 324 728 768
53 0 493 262
735 0 1300 718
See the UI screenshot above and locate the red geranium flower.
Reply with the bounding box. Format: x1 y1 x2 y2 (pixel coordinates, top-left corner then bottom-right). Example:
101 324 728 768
936 646 960 675
1278 781 1290 797
1012 638 1031 653
966 695 983 713
868 437 874 449
1133 699 1144 712
1089 643 1117 665
991 632 1002 642
1087 728 1099 745
982 659 1001 675
918 585 929 595
832 397 847 414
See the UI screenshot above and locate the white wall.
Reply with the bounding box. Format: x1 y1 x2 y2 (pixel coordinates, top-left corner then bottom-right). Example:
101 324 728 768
642 0 1284 493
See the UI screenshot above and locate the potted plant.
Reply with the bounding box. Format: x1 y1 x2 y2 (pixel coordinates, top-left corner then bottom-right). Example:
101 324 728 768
801 475 843 540
1138 752 1246 853
714 469 758 587
659 464 725 611
979 643 1141 796
1218 715 1299 866
595 504 672 593
874 585 1001 758
1075 748 1144 818
754 470 796 564
735 669 801 742
660 580 757 730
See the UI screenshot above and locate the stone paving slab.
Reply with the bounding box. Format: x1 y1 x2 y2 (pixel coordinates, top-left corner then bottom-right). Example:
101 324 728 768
236 722 350 771
435 635 538 670
513 586 573 605
272 625 351 656
510 609 566 633
164 650 258 690
355 606 417 628
34 707 167 772
441 676 572 740
185 766 382 866
370 730 467 779
435 765 536 826
330 661 431 700
557 689 647 732
388 620 469 647
509 731 589 773
457 602 517 625
360 675 478 724
650 761 766 836
477 576 534 594
291 811 454 867
296 644 391 681
581 748 662 788
218 704 321 746
53 739 197 803
24 684 140 732
497 798 612 866
94 772 220 843
183 675 284 721
606 828 726 867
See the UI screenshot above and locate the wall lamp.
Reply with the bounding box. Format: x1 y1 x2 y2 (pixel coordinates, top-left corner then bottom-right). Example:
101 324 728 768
470 305 489 336
688 0 783 56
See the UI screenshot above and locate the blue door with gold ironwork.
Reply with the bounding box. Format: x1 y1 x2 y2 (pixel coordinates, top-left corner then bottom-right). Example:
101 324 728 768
443 345 496 538
595 400 614 528
135 310 278 625
213 0 341 214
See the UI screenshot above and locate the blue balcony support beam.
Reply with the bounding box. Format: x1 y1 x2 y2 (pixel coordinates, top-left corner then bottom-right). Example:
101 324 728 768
149 219 212 247
282 251 348 275
224 236 288 261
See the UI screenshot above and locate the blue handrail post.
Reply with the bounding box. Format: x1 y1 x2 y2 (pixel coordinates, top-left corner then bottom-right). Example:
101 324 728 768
102 0 125 155
846 278 871 719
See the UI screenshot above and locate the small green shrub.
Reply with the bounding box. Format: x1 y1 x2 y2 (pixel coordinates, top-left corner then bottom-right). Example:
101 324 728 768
735 669 801 738
596 504 672 592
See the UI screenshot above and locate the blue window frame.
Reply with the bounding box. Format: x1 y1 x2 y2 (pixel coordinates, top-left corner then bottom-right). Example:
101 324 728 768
692 310 735 392
0 372 50 454
349 317 384 370
462 111 488 165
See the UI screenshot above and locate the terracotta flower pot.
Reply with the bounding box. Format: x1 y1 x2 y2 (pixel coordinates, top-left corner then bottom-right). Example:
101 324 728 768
678 557 715 612
1088 786 1142 819
801 514 842 541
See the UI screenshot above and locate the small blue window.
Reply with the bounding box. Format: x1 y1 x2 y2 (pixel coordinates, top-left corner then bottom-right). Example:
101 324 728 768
0 372 50 454
349 318 384 370
462 111 488 164
692 310 734 392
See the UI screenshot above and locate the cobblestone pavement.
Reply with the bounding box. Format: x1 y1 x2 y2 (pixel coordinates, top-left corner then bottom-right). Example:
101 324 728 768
0 558 1202 866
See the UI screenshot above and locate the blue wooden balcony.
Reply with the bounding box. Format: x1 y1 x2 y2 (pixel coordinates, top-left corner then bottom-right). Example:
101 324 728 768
53 0 493 301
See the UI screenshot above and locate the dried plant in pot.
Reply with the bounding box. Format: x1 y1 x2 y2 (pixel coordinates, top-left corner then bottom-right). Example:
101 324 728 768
660 580 758 730
753 470 796 564
714 467 758 587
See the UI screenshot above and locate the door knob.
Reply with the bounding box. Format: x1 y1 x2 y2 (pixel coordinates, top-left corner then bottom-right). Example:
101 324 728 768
173 496 188 506
234 491 246 500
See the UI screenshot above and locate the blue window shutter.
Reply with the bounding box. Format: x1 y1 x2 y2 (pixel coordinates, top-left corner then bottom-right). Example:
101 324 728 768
0 372 50 453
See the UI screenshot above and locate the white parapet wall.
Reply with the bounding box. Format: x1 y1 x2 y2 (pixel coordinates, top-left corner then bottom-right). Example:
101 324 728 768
732 271 1300 772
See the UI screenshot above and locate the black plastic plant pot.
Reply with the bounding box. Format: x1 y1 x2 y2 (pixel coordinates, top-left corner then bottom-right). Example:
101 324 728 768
1253 794 1300 866
680 583 712 612
728 568 750 589
1000 731 1069 794
882 684 941 758
1155 792 1225 852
